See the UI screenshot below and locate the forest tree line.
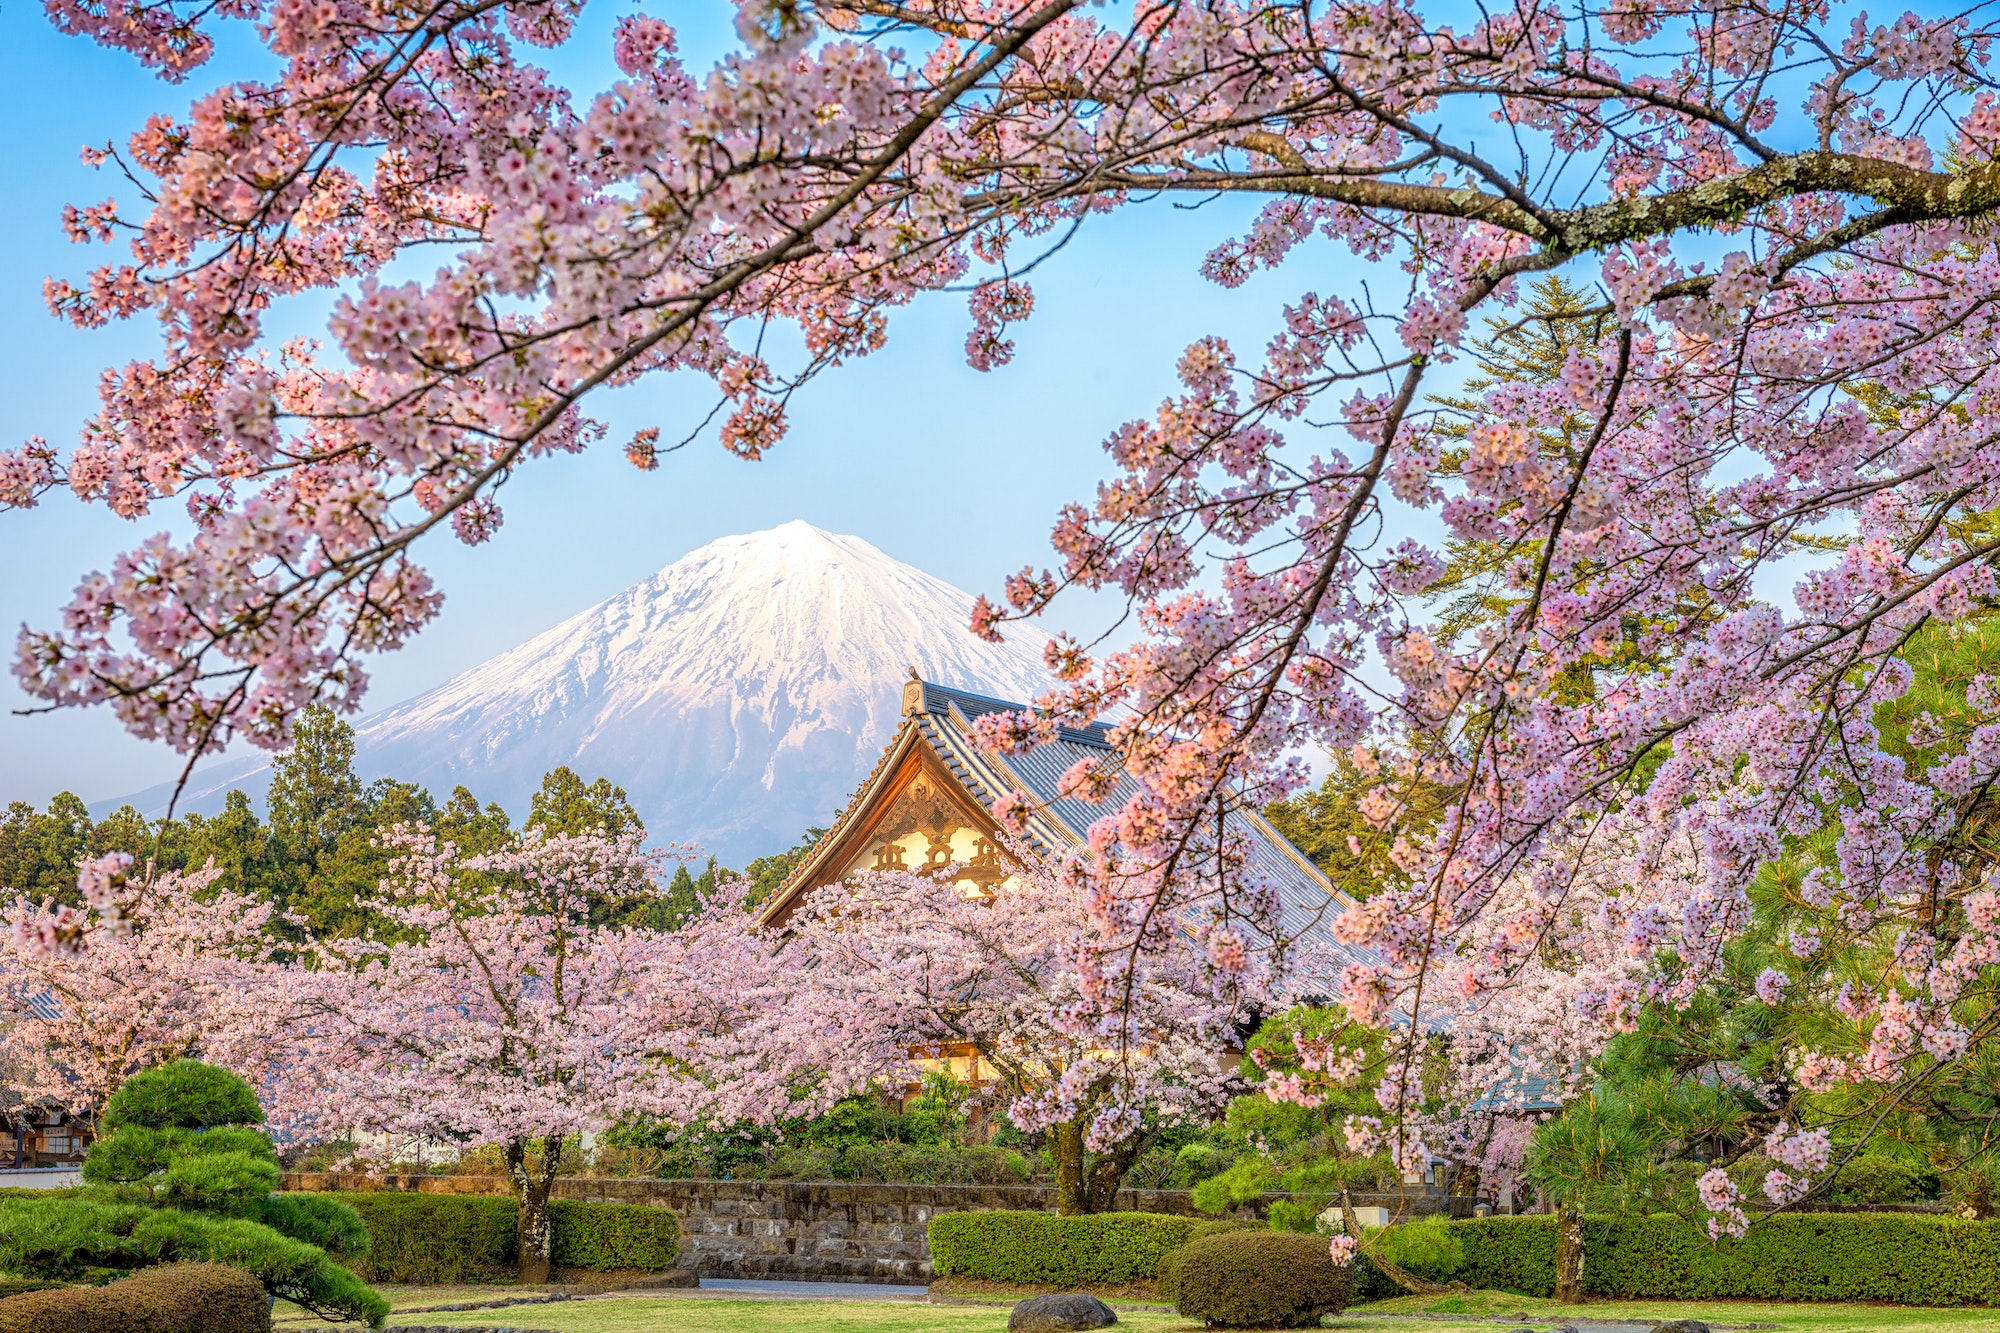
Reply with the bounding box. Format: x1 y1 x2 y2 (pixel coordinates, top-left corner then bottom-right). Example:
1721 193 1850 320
0 705 822 938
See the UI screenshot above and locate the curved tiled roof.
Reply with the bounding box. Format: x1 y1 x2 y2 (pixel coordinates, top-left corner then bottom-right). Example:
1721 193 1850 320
767 676 1375 974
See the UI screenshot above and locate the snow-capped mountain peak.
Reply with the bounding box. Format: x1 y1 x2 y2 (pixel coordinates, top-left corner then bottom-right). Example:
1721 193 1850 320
117 523 1053 864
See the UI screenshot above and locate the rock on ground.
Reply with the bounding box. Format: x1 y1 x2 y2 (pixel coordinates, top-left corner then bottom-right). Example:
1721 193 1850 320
1654 1322 1712 1333
1007 1292 1119 1332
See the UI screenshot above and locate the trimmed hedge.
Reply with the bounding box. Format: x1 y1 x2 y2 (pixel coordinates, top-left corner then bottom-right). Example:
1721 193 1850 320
1172 1231 1351 1328
0 1262 268 1333
316 1194 515 1283
929 1210 1207 1286
1441 1213 2000 1305
549 1200 679 1271
303 1193 678 1282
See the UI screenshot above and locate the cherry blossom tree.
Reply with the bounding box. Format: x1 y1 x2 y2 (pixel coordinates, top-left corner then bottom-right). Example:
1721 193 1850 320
244 827 832 1282
778 850 1249 1213
16 0 2000 1243
1 853 273 1121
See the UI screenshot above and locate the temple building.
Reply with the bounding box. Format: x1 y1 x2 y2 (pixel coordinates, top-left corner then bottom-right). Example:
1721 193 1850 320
760 674 1358 949
757 673 1366 1094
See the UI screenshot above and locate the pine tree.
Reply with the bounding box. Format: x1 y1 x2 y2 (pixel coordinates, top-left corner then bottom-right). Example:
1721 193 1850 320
438 784 514 854
264 705 364 869
525 767 644 840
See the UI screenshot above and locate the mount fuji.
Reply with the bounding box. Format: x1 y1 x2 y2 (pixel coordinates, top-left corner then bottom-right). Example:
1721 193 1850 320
115 522 1054 865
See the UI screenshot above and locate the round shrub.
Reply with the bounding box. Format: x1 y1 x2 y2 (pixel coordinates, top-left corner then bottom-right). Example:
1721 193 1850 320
0 1262 268 1333
100 1062 263 1131
1159 1221 1265 1304
1173 1230 1351 1328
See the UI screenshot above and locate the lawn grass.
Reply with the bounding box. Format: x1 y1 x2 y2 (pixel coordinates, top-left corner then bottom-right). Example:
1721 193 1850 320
270 1280 2000 1333
1355 1288 2000 1332
384 1296 1191 1332
272 1282 563 1325
373 1290 2000 1333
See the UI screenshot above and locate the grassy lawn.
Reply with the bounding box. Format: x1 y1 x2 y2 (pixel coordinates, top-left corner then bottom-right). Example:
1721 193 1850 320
269 1282 2000 1332
382 1296 1191 1332
273 1283 566 1325
1355 1289 2000 1332
354 1289 2000 1333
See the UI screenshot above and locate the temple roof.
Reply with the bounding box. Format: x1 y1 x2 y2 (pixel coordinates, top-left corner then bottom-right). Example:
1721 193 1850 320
760 675 1367 971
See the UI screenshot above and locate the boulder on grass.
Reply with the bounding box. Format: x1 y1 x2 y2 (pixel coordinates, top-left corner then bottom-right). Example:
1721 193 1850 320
1008 1292 1118 1332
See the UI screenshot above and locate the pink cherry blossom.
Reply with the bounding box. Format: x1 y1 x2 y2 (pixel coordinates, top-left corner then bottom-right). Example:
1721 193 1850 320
776 846 1251 1212
1 862 272 1117
18 0 2000 1221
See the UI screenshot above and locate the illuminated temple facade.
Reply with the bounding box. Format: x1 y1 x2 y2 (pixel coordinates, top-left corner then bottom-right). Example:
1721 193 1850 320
755 673 1372 1099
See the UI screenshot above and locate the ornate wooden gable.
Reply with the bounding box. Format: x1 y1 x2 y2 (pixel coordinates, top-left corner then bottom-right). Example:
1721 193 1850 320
757 677 1035 925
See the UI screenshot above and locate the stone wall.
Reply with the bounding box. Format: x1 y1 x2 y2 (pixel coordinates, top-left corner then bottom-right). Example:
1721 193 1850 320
280 1172 1470 1282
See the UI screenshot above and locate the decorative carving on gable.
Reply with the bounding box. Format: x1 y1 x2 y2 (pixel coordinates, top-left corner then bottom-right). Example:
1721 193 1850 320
875 775 960 848
835 768 1018 898
963 836 1007 891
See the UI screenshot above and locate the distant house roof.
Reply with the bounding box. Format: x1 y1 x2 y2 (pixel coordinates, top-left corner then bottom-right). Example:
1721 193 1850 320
14 991 64 1024
759 675 1368 970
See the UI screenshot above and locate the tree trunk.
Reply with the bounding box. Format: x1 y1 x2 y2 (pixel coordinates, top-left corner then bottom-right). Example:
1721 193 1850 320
1085 1134 1150 1214
1955 1176 1996 1220
507 1134 562 1284
1051 1121 1087 1216
1339 1186 1460 1297
1553 1201 1586 1303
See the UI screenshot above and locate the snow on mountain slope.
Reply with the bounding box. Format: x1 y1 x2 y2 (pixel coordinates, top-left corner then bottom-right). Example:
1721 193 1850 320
115 522 1053 864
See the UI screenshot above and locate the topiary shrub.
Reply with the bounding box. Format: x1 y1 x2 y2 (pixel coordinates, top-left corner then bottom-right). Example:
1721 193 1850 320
1172 1231 1351 1328
548 1200 679 1271
83 1063 283 1218
99 1064 264 1132
0 1194 383 1323
255 1193 370 1256
0 1262 268 1333
929 1210 1201 1286
0 1062 384 1327
1159 1221 1266 1304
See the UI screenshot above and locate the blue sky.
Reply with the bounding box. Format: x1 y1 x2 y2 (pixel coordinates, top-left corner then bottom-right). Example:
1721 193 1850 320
0 0 1392 807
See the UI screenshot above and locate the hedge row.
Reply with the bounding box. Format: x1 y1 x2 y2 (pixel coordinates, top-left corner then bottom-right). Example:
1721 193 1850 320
320 1194 514 1283
929 1211 1263 1286
301 1193 678 1284
549 1202 681 1273
0 1263 267 1333
1442 1213 2000 1306
930 1211 1195 1285
929 1208 2000 1308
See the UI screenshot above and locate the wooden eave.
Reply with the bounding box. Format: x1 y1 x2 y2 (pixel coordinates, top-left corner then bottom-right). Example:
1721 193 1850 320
757 725 1008 927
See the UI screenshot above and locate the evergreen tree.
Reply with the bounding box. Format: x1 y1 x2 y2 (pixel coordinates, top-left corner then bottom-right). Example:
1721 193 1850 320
157 791 287 906
0 792 93 901
525 767 644 840
265 705 364 868
438 784 514 854
738 825 829 907
524 767 652 925
289 780 441 941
